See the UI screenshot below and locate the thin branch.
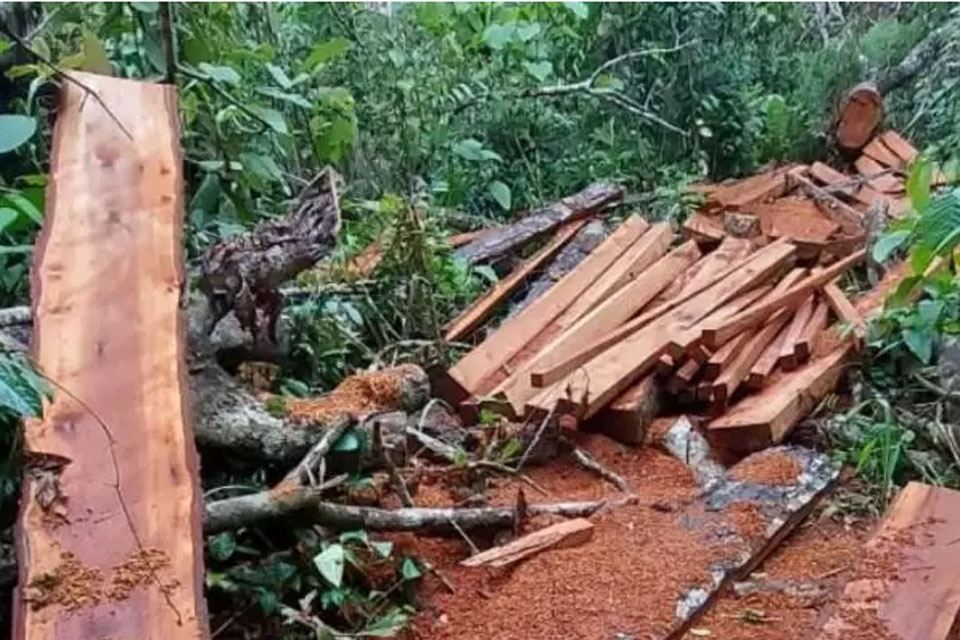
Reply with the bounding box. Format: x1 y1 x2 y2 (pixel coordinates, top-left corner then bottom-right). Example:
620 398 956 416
569 446 631 493
279 414 352 487
514 406 557 474
0 306 31 327
159 2 176 84
0 26 134 141
177 64 274 131
586 42 696 86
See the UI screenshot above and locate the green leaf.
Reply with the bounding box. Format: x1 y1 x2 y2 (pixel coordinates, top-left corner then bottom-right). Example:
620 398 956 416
452 138 501 162
401 557 422 581
255 86 311 109
0 40 11 55
182 37 211 64
0 192 42 225
339 530 369 544
564 2 589 19
207 532 236 561
515 21 542 42
482 23 514 50
488 180 511 211
257 589 278 614
0 245 33 255
332 429 361 452
0 115 37 154
265 63 293 89
198 62 241 85
906 158 934 212
522 60 553 82
143 28 166 73
306 38 350 68
362 609 410 637
872 229 910 263
917 300 944 326
249 105 288 135
371 541 394 558
189 173 221 219
130 2 159 13
902 327 934 363
0 207 17 233
314 544 345 587
240 152 283 183
81 31 113 75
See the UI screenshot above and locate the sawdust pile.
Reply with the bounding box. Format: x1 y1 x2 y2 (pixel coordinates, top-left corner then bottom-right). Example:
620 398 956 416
280 365 422 424
729 448 803 486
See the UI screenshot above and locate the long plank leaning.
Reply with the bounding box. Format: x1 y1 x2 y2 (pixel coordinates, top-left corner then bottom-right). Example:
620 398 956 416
447 216 649 396
493 233 692 411
14 73 209 639
542 240 797 419
816 482 960 640
442 218 588 342
700 248 866 350
529 237 755 388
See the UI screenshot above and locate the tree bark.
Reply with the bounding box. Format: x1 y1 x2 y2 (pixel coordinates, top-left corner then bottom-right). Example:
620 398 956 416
875 13 960 95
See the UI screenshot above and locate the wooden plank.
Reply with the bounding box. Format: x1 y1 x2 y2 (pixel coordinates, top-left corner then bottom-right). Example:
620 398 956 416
14 73 208 640
815 482 960 640
558 222 673 325
460 518 594 568
701 249 866 350
707 168 792 208
454 182 623 264
745 197 840 243
442 219 587 342
711 311 793 411
863 135 906 169
548 241 797 419
821 280 866 343
507 239 697 405
655 354 676 377
855 154 904 193
778 294 815 371
681 212 724 243
448 216 649 395
703 332 751 380
529 238 760 389
880 130 919 164
746 321 791 390
706 345 852 452
677 237 753 297
795 300 829 363
808 161 888 209
667 284 773 361
671 356 703 390
592 374 660 445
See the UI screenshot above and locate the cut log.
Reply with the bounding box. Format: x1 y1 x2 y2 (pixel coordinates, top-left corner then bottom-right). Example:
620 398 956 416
460 518 595 568
442 218 587 342
548 241 797 419
706 344 852 452
701 248 866 349
815 482 960 640
15 73 209 639
592 374 660 444
875 14 960 95
453 182 623 264
833 82 884 152
880 130 918 164
854 154 904 193
664 446 839 638
446 216 648 398
746 321 791 390
778 294 815 371
863 135 906 169
516 239 698 396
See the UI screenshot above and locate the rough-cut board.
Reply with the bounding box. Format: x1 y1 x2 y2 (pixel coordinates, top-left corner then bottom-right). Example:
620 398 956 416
863 136 906 169
854 154 904 193
705 167 792 208
460 518 594 568
454 182 622 264
786 170 864 235
743 197 840 243
442 218 587 342
879 130 918 164
14 73 209 639
706 344 852 452
778 294 815 371
822 281 866 343
808 161 887 209
663 446 839 638
815 482 960 640
711 310 792 411
591 374 661 445
795 301 830 363
681 212 725 243
746 321 790 390
446 216 649 396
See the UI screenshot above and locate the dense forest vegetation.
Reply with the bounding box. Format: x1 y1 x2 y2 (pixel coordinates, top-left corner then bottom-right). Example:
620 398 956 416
2 2 960 637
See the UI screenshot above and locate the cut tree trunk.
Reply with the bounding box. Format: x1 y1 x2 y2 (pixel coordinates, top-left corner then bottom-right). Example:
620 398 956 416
833 82 884 152
453 182 623 264
15 73 209 640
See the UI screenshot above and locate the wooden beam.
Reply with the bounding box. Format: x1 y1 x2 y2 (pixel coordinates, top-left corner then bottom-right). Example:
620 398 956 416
14 73 209 640
592 374 660 445
880 130 919 164
549 241 797 419
442 219 587 342
681 212 725 244
529 238 760 389
786 169 864 235
808 161 887 209
855 155 904 193
668 283 775 360
701 249 866 350
795 301 830 363
711 311 792 411
778 294 815 371
502 238 695 407
706 345 852 452
821 280 866 344
815 482 960 640
746 321 791 390
448 216 649 395
460 518 594 568
703 332 751 381
863 135 906 169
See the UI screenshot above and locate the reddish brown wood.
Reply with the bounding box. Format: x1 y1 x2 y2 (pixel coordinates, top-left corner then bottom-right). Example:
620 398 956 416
15 73 209 639
834 82 884 152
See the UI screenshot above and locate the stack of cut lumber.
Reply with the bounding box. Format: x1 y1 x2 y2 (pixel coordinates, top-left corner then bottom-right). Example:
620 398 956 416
437 130 935 456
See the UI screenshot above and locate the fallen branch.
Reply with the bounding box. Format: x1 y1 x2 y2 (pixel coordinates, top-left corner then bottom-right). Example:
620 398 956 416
279 414 352 487
0 306 31 327
570 446 631 493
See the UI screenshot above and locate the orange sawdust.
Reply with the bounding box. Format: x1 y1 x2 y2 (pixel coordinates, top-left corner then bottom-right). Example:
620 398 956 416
282 365 415 424
105 548 174 601
727 501 771 544
729 448 802 486
25 551 104 611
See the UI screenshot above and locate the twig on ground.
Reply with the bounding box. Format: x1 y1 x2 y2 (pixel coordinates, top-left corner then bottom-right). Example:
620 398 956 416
913 372 960 400
423 560 456 594
447 517 480 556
569 445 632 493
471 460 551 497
375 420 414 507
514 406 557 474
280 414 352 487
